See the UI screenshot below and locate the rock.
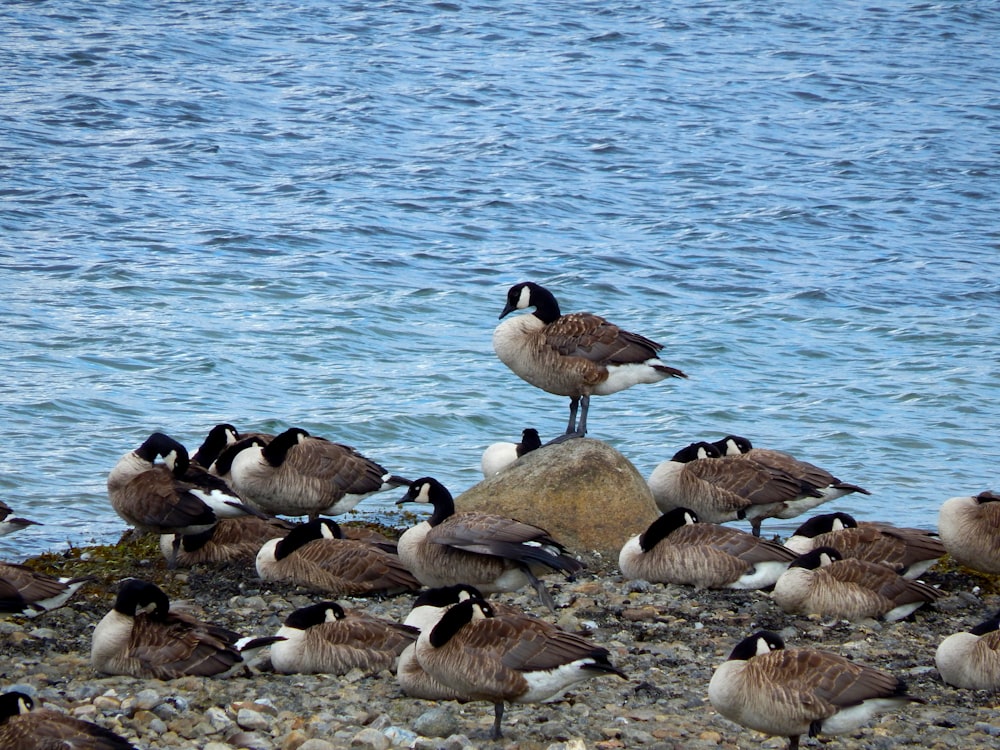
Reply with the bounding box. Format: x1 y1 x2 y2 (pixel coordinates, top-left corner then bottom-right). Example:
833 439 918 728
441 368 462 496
350 727 390 749
413 707 459 738
456 438 659 556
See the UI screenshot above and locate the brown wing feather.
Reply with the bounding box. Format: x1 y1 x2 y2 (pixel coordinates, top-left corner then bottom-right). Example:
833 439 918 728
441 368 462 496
544 312 663 365
288 438 390 496
0 708 137 749
686 458 806 505
290 539 419 594
0 564 69 603
822 560 942 604
667 524 797 563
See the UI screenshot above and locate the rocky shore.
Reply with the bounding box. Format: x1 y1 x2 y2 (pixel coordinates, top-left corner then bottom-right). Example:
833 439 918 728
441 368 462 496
3 532 999 750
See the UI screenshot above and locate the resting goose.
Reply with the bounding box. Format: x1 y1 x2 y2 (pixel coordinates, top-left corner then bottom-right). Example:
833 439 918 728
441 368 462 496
647 442 820 536
712 435 871 514
270 600 417 675
771 547 943 621
937 491 1000 574
493 281 686 439
413 596 626 739
784 511 944 579
189 423 240 471
106 432 264 559
0 691 136 750
91 578 279 679
618 507 796 589
397 584 554 701
480 428 542 477
255 518 419 596
709 630 923 750
159 515 294 567
0 500 40 537
222 427 409 519
935 608 1000 690
396 477 583 611
0 563 91 617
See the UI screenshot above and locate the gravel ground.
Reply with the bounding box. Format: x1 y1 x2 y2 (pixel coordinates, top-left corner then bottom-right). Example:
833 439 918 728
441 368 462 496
2 540 999 750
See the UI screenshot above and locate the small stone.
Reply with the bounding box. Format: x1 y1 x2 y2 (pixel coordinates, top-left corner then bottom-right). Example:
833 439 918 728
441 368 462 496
350 727 390 750
134 689 161 711
413 707 459 738
296 741 337 750
206 706 234 732
238 707 271 731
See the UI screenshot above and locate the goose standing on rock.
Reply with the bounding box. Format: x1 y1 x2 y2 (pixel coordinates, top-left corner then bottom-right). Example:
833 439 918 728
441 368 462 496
618 507 796 589
106 432 264 551
771 547 943 621
413 595 626 739
0 500 39 537
221 427 409 519
91 578 280 679
0 691 137 750
493 282 686 440
784 511 945 579
709 630 923 750
481 428 542 477
396 477 583 611
270 601 417 675
937 491 1000 574
255 518 420 597
935 608 1000 689
647 442 819 536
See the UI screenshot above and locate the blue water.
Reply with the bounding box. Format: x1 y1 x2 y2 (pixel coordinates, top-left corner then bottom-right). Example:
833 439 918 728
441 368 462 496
2 1 998 560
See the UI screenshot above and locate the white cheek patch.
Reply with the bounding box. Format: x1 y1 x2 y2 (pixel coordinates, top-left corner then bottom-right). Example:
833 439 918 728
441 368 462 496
517 285 532 309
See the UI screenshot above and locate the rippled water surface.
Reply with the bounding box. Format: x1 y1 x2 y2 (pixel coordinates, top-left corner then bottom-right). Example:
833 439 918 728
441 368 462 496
2 1 998 558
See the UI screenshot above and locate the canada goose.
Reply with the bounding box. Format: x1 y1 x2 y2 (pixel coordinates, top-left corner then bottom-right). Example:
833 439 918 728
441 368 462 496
771 547 943 621
270 601 417 675
493 282 686 439
0 691 137 750
708 630 923 750
480 428 542 477
935 608 1000 689
397 584 556 701
0 563 91 617
414 596 626 739
255 518 419 596
618 507 796 589
159 515 295 567
396 477 583 611
222 427 409 519
647 442 820 536
784 512 944 579
189 423 240 470
106 432 264 557
91 578 280 679
937 491 1000 574
712 435 871 513
0 500 39 537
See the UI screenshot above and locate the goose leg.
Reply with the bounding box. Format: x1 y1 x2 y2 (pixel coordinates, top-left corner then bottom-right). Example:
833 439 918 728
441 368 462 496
544 397 585 445
576 394 590 436
523 565 557 612
788 736 800 750
491 701 505 739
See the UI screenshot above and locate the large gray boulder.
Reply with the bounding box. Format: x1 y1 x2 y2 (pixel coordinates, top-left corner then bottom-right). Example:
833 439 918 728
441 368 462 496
456 437 659 558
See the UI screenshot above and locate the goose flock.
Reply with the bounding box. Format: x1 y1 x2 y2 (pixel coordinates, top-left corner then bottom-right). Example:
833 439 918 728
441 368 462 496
2 281 999 749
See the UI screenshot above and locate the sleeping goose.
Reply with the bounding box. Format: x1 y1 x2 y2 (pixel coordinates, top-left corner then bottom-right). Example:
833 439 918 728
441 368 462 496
481 428 542 477
396 477 583 611
189 423 240 471
397 583 555 701
91 578 279 679
647 442 820 536
935 608 1000 690
0 563 91 617
222 427 409 519
771 547 943 621
784 512 944 579
937 491 1000 574
159 515 295 567
255 518 419 597
709 630 923 750
712 435 871 515
0 691 137 750
493 282 686 440
270 600 417 675
0 501 40 537
413 595 626 739
618 507 796 589
107 432 264 559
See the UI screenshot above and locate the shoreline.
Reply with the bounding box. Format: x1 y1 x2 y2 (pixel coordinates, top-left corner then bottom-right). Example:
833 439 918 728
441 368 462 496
4 530 1000 750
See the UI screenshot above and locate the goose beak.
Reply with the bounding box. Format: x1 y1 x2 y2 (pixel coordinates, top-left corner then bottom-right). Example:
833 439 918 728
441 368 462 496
499 302 516 319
